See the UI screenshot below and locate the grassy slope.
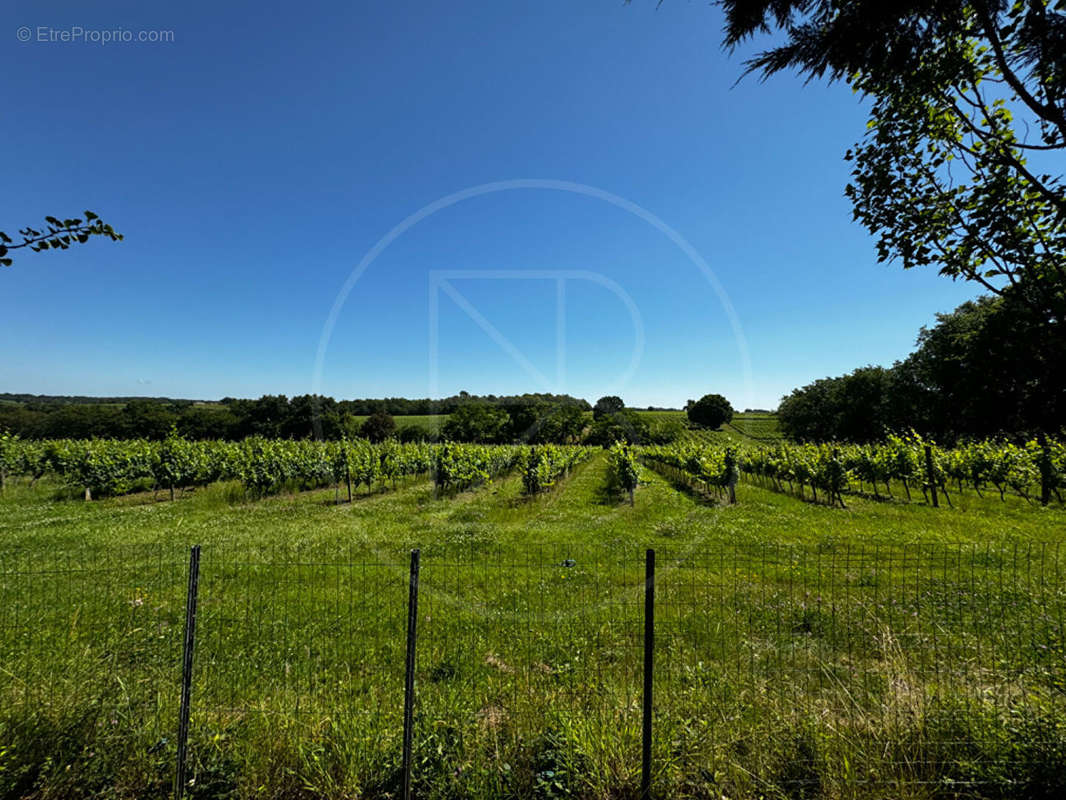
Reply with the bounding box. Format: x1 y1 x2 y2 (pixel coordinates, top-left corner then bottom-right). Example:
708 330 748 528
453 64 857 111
2 455 1065 799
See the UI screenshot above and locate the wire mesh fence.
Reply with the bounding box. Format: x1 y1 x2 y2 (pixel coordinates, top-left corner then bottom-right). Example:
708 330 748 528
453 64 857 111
1 540 1065 798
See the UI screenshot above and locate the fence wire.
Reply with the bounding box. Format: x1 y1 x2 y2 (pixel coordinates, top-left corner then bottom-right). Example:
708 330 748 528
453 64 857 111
1 541 1064 798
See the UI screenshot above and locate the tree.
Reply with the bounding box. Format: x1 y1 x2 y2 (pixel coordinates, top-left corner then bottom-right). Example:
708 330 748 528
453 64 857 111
584 409 650 446
1 212 123 267
593 396 625 420
778 367 893 442
687 394 734 428
718 0 1065 324
535 404 588 443
778 289 1066 441
360 411 396 443
895 289 1066 437
441 403 509 443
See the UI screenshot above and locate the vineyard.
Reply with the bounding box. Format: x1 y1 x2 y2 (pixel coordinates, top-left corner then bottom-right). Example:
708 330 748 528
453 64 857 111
642 432 1066 508
0 432 552 501
3 425 1066 800
5 427 1064 512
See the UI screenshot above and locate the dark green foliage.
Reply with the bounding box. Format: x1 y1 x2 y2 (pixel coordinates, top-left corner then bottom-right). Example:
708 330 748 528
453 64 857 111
778 367 894 443
584 409 649 446
360 411 396 443
534 404 587 443
779 292 1066 442
397 424 439 443
442 404 510 444
337 392 590 417
0 393 589 444
686 393 734 429
502 402 588 444
592 395 625 420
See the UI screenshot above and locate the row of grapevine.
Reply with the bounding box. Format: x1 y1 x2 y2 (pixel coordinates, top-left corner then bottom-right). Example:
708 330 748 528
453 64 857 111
604 442 640 505
743 433 1065 506
0 434 444 500
641 442 741 504
431 442 523 493
520 445 590 495
641 432 1066 508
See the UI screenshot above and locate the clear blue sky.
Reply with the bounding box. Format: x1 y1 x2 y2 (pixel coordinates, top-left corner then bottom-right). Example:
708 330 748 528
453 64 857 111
2 0 981 410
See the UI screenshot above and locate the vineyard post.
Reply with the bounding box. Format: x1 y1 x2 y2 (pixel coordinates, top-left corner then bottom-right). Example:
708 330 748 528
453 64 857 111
641 548 655 800
401 548 421 800
924 446 939 508
1039 434 1052 507
174 545 201 800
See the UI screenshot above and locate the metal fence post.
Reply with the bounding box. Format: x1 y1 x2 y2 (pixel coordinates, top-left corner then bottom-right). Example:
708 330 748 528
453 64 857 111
402 548 421 800
641 548 655 800
175 544 201 800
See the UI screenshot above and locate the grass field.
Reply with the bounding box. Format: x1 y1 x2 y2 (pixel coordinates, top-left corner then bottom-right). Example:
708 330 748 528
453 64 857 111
349 414 449 431
2 450 1065 798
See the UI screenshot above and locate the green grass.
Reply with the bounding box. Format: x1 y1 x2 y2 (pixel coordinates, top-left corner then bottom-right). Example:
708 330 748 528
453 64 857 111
637 410 784 445
2 453 1065 798
725 413 784 441
350 413 449 431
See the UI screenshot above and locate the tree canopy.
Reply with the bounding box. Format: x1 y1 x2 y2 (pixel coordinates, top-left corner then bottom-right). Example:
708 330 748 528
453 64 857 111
593 395 626 420
778 288 1066 441
719 0 1065 323
687 394 735 428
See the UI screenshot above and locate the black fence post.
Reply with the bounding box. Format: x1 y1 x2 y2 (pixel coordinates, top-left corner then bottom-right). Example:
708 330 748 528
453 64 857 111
641 548 655 800
174 544 201 800
924 445 939 508
402 548 421 800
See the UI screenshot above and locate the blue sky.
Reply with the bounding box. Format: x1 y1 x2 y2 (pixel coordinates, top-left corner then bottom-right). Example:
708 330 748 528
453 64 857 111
1 0 982 410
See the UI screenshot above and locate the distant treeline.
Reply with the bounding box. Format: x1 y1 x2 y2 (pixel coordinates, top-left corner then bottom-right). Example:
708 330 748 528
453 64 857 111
0 392 593 442
0 393 201 406
779 292 1066 444
0 391 691 446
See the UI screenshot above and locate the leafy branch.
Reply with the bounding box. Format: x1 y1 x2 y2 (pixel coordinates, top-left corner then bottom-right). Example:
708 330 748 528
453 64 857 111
0 211 123 267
